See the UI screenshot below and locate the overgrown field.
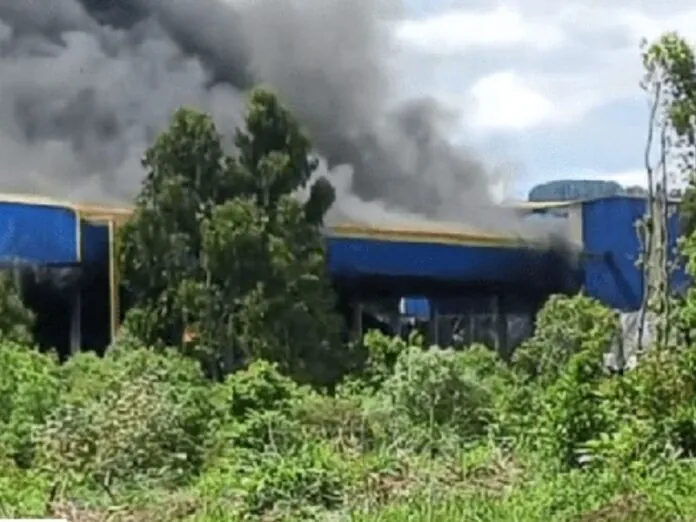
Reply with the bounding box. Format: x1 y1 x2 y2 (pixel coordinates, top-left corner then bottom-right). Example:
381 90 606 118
3 294 696 521
4 31 696 521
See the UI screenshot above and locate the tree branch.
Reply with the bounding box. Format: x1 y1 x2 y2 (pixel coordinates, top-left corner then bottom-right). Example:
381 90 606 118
637 82 661 354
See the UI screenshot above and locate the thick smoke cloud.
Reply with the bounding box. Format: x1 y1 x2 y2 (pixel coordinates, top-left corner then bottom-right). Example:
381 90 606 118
0 0 564 241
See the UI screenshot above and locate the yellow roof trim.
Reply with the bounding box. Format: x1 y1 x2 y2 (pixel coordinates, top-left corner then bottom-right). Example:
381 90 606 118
0 193 550 246
328 224 545 248
0 192 83 211
75 206 133 224
505 200 576 210
0 192 134 223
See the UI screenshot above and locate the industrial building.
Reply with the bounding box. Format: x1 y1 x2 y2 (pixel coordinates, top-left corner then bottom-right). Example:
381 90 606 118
0 193 686 358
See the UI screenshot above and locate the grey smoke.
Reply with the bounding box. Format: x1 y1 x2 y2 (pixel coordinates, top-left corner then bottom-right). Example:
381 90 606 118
0 0 565 241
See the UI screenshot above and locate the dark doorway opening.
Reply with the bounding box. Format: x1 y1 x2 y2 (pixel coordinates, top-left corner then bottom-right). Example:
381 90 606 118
12 264 81 360
1 262 114 359
80 264 111 355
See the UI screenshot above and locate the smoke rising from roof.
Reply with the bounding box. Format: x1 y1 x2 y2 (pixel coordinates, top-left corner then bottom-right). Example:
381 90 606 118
0 0 565 241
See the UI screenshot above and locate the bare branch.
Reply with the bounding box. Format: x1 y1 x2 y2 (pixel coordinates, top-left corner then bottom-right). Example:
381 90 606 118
638 83 661 353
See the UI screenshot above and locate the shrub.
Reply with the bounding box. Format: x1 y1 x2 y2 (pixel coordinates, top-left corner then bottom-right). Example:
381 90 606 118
292 390 373 449
59 345 209 404
513 294 621 468
197 441 346 519
512 294 619 386
360 330 411 389
36 372 208 491
583 347 696 468
35 347 217 492
370 344 497 448
205 360 311 461
0 341 60 468
215 359 308 420
0 272 35 345
0 461 51 518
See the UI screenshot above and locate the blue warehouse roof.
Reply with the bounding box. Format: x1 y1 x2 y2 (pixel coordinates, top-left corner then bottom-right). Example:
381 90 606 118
0 193 579 293
0 194 81 265
326 222 580 293
0 192 686 311
0 193 130 267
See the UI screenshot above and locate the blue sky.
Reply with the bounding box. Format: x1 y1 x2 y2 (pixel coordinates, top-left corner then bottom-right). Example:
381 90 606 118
390 0 696 199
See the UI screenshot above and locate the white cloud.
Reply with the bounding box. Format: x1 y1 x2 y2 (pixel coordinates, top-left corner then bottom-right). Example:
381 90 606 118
599 168 688 190
393 2 696 132
613 7 696 43
549 168 688 190
591 169 648 188
468 72 555 130
552 5 696 105
467 68 636 131
393 5 565 54
465 71 604 131
391 1 696 194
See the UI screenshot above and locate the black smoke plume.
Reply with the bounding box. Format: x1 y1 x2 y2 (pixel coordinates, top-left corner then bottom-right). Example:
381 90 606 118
0 0 565 241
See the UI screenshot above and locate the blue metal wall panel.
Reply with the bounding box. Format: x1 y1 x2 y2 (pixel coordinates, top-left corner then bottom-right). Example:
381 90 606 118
581 196 687 311
326 236 581 292
0 202 78 264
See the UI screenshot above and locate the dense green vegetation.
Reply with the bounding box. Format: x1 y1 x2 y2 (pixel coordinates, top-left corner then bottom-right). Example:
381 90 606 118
3 33 696 521
7 288 696 521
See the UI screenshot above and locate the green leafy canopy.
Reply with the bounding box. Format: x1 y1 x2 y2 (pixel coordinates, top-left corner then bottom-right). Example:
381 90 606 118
117 88 343 385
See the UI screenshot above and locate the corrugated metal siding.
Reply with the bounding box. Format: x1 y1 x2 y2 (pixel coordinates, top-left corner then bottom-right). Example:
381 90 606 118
326 236 580 292
329 223 541 247
0 201 78 264
581 196 687 311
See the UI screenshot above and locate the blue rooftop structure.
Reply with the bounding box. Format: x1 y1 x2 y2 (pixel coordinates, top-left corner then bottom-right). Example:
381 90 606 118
0 193 688 352
0 194 129 267
0 197 80 266
0 193 581 290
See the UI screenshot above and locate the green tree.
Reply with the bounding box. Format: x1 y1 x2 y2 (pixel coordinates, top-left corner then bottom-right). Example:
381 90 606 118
117 88 342 385
643 34 696 241
640 34 696 343
681 185 696 237
637 33 696 350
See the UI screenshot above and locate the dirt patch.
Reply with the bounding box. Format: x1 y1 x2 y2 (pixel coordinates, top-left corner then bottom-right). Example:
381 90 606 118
576 493 653 522
48 494 199 522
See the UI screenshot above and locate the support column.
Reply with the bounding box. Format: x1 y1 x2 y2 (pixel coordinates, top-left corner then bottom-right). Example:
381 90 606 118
108 220 120 344
70 290 81 354
430 300 439 346
12 264 22 291
493 293 508 356
352 300 363 343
